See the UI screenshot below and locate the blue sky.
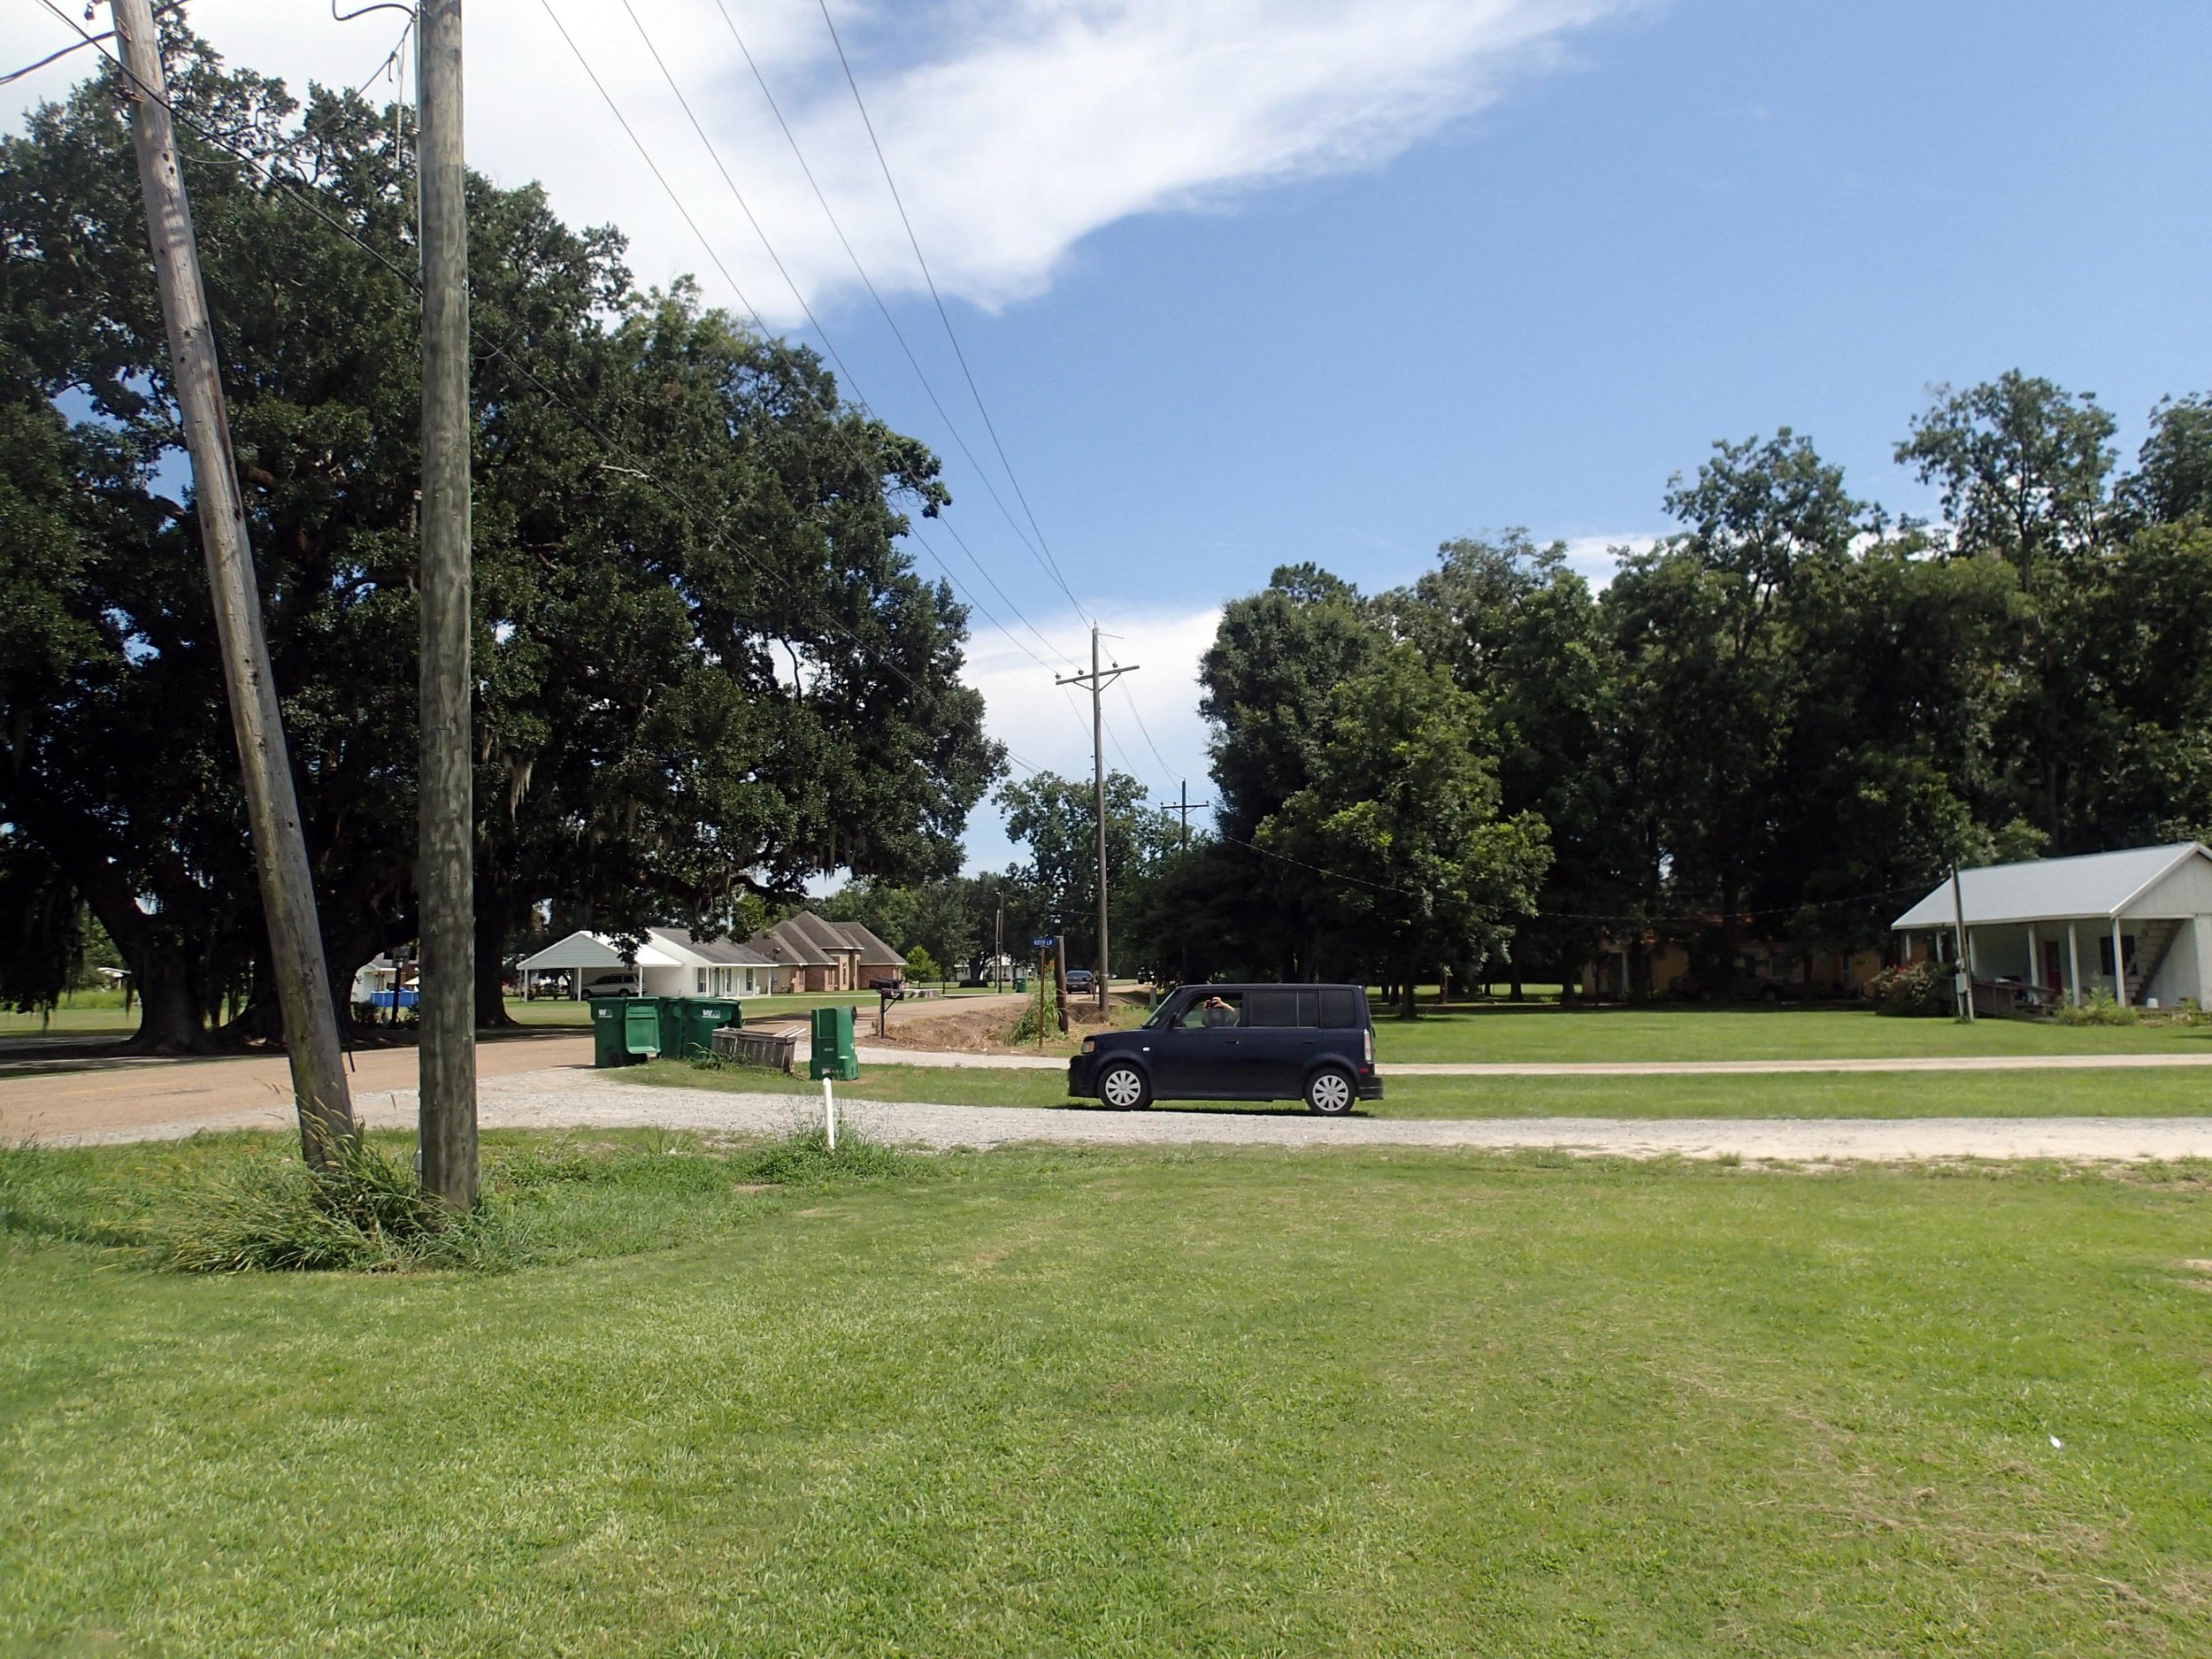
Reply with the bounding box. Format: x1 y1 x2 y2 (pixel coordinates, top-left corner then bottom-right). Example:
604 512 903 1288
8 1 2209 874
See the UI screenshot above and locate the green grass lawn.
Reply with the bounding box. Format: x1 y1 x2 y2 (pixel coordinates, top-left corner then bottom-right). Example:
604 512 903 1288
0 990 136 1041
633 1057 2212 1118
4 1133 2208 1655
1366 1002 2212 1063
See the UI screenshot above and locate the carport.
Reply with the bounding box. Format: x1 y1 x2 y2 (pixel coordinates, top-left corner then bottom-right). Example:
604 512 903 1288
515 930 649 1000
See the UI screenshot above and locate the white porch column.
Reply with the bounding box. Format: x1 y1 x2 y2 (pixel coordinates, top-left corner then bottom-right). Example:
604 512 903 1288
2113 917 2129 1007
2067 922 2083 1006
2026 922 2039 990
2195 916 2212 1009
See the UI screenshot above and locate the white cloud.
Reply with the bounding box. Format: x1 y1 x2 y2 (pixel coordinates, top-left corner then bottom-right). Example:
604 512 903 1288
959 600 1221 870
4 0 1641 323
1559 532 1661 588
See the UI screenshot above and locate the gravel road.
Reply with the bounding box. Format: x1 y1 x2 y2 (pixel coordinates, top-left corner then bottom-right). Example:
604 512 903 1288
35 1066 2212 1163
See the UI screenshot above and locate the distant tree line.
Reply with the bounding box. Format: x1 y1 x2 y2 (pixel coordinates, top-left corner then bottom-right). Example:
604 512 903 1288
822 379 2212 1017
0 38 999 1047
1119 376 2212 1011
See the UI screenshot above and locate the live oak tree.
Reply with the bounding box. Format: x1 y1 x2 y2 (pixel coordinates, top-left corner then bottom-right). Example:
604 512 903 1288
0 35 997 1047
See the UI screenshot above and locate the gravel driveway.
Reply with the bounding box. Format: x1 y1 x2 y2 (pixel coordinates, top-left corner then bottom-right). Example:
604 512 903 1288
40 1066 2212 1164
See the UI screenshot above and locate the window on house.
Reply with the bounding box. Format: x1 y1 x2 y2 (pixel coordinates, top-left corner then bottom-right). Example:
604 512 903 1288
695 968 707 993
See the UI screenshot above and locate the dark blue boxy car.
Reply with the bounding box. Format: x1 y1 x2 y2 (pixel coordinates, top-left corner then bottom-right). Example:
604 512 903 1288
1066 983 1381 1115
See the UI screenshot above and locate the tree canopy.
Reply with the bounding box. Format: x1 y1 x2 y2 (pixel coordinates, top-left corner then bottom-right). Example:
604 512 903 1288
1148 380 2212 1002
0 35 999 1043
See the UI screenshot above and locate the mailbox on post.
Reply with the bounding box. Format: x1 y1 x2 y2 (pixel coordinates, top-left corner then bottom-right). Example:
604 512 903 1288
809 1004 859 1080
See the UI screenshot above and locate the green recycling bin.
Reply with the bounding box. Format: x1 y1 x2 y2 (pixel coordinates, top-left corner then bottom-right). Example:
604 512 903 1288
590 998 635 1068
809 1004 859 1080
623 997 673 1060
678 997 741 1058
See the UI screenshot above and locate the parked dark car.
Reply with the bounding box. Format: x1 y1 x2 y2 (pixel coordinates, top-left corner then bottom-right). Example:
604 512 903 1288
1064 968 1096 993
1066 983 1380 1115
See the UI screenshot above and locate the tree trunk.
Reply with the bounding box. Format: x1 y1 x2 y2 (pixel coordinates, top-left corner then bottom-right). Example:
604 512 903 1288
129 951 207 1054
474 872 514 1029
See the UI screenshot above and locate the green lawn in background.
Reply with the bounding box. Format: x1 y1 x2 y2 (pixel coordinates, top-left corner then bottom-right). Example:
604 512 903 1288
4 1133 2208 1656
631 1057 2212 1118
0 989 136 1041
1367 1002 2212 1063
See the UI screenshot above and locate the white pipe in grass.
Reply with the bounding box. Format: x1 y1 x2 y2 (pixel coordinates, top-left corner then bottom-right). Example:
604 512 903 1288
823 1077 836 1150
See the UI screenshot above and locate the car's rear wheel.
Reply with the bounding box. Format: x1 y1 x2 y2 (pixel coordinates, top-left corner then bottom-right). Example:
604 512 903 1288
1305 1066 1356 1116
1098 1063 1151 1110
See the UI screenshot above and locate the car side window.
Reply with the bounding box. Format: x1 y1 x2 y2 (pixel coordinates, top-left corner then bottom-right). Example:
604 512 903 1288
1244 989 1301 1027
1179 992 1243 1028
1318 988 1360 1028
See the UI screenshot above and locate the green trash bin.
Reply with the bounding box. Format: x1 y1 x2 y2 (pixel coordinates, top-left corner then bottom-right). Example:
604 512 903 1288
809 1004 859 1080
623 997 671 1060
678 998 741 1058
590 998 635 1068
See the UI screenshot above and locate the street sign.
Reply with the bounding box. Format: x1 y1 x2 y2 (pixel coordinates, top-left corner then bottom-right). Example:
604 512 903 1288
1031 936 1056 949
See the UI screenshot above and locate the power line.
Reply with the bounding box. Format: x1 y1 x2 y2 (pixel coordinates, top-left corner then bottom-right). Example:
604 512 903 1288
2 0 180 87
814 0 1090 624
606 0 1082 682
710 0 1089 665
538 0 1083 736
1116 674 1179 785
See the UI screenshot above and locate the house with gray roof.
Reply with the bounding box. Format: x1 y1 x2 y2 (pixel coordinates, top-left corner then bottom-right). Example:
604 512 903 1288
747 911 910 992
1892 841 2212 1010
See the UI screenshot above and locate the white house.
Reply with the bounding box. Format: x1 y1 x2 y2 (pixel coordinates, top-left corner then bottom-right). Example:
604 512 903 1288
1892 842 2212 1009
515 927 779 1000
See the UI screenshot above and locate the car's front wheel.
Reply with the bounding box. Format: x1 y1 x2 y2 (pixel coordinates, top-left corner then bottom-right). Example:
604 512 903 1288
1097 1063 1152 1110
1305 1066 1356 1116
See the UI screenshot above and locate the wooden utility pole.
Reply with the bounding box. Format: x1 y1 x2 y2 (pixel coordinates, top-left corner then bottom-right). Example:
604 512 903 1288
417 0 477 1206
1052 936 1070 1035
1055 627 1136 1014
111 0 355 1164
1949 864 1975 1023
1171 780 1210 850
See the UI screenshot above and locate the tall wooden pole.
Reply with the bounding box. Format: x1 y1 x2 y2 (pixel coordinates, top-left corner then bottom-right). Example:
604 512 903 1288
1055 628 1135 1016
1949 864 1975 1023
1091 627 1109 1012
417 0 477 1206
111 0 355 1163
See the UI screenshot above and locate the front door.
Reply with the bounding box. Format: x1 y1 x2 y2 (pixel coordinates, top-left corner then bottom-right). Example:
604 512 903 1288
1148 989 1249 1097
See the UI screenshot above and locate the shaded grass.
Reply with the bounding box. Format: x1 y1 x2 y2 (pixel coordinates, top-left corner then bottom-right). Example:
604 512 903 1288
632 1056 2212 1119
3 1136 2210 1655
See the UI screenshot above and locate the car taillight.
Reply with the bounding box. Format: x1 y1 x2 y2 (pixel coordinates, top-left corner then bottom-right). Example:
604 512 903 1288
1363 1026 1372 1065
